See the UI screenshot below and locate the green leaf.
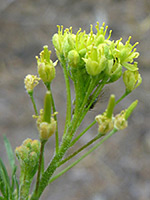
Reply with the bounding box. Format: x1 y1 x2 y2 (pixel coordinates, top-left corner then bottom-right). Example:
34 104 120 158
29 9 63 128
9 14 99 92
0 169 5 197
11 166 17 193
0 158 11 198
3 136 15 172
11 167 19 200
0 196 5 200
15 178 19 199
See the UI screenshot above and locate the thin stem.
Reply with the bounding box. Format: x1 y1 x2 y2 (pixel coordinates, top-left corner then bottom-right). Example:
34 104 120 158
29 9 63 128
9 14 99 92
66 78 95 139
61 60 72 137
77 80 105 129
49 128 118 184
70 120 96 147
79 77 94 113
115 91 130 105
58 132 103 167
50 86 59 154
34 140 47 195
46 83 59 154
29 92 38 115
30 136 72 199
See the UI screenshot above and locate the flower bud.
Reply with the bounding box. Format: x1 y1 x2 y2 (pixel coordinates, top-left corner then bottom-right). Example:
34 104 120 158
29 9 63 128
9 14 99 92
83 58 99 76
83 45 107 76
29 152 38 165
36 46 57 84
38 62 56 84
63 34 75 58
15 146 28 163
52 33 61 52
95 34 105 46
31 140 41 154
106 59 122 83
67 50 81 68
123 70 142 93
15 138 41 179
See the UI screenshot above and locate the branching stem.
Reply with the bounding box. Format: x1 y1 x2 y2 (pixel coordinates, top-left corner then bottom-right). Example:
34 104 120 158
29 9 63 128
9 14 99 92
49 128 118 184
58 132 104 167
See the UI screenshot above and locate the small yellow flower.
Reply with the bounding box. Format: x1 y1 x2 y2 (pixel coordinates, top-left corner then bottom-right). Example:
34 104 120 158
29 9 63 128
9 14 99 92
39 118 56 140
24 74 40 93
95 114 114 135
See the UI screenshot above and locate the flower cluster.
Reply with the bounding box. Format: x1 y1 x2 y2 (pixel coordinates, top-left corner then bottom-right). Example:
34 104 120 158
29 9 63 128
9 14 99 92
15 139 41 180
52 22 141 113
95 97 138 134
52 22 140 78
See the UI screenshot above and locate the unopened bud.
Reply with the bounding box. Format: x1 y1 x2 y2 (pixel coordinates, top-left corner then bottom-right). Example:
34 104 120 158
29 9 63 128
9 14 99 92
37 62 56 84
52 33 61 52
36 46 57 84
83 45 107 76
63 34 75 58
68 50 81 68
123 70 142 93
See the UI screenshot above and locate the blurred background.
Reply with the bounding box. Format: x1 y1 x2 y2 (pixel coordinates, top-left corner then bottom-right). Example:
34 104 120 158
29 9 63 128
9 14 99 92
0 0 150 199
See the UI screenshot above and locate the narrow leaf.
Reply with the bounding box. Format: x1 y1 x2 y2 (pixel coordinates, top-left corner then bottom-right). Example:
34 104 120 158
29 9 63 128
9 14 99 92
0 158 11 197
0 168 5 197
11 166 17 193
3 136 15 172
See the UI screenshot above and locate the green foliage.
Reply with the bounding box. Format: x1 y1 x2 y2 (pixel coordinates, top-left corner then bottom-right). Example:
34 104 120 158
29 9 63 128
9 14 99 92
0 136 18 200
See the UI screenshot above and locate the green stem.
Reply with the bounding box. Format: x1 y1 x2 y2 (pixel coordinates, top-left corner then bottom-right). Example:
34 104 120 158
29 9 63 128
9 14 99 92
61 60 72 137
115 91 130 105
29 92 38 115
34 140 47 196
70 120 96 147
30 136 72 200
66 78 95 139
79 77 94 113
58 132 103 167
50 86 59 154
19 175 32 200
76 80 105 129
45 83 59 154
49 128 118 184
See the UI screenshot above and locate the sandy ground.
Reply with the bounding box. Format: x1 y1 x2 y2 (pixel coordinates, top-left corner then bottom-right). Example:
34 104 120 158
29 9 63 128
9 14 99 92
0 0 150 199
